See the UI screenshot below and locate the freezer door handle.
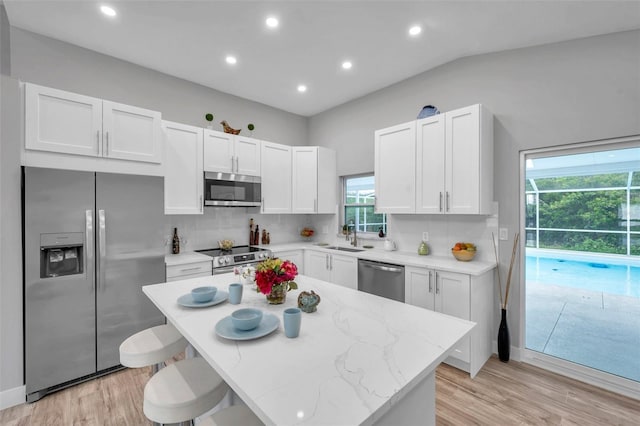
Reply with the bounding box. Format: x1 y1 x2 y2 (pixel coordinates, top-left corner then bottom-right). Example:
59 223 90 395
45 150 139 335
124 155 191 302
85 210 94 290
98 209 106 291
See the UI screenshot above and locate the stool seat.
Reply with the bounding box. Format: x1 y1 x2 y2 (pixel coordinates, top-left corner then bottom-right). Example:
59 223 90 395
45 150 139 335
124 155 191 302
200 405 264 426
119 324 187 368
144 357 229 424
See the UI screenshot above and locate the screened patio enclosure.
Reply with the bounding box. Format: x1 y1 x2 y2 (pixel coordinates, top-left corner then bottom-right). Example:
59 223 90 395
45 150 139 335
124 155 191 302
524 144 640 387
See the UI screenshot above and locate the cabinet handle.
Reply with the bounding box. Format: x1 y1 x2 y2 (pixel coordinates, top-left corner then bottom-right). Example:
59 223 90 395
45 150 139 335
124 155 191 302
200 196 203 212
105 131 109 156
325 254 329 270
439 192 443 212
330 255 333 271
261 197 265 213
235 157 239 172
435 272 440 294
428 270 433 293
446 192 450 212
180 266 203 273
96 130 100 152
231 156 235 172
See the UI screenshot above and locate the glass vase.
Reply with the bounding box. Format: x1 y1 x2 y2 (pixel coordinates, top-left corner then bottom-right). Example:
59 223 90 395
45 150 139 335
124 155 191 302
266 283 287 305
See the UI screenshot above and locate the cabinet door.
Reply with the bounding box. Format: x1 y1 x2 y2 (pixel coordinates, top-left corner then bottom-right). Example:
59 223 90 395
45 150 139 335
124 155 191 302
292 147 318 213
445 105 480 214
25 83 102 157
330 254 357 290
416 115 446 214
316 147 337 214
405 266 435 310
273 250 304 275
203 130 234 172
163 121 204 215
303 250 330 282
261 141 292 213
374 121 416 213
102 101 162 163
435 270 470 362
234 136 261 176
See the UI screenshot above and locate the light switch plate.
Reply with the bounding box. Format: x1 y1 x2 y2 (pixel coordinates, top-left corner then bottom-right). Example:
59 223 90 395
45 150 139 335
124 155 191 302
422 231 429 241
499 228 508 241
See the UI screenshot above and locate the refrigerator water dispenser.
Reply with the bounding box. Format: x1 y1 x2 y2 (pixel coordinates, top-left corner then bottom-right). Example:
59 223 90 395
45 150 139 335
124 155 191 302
40 232 84 278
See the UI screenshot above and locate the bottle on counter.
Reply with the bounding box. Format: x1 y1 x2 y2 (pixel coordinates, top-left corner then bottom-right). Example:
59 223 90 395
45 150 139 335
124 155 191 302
172 228 180 254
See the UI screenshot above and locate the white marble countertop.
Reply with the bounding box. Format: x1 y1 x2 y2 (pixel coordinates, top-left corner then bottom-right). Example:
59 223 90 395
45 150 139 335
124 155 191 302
164 251 212 266
265 242 496 276
143 273 475 426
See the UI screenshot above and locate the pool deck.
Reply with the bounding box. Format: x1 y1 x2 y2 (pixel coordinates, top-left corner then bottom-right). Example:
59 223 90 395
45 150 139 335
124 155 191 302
526 281 640 382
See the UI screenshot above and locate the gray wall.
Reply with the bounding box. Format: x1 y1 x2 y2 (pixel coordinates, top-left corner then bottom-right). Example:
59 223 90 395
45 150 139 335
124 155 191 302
309 29 640 350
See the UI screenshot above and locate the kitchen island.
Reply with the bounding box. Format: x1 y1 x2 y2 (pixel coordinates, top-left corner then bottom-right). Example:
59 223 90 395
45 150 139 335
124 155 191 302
143 273 475 425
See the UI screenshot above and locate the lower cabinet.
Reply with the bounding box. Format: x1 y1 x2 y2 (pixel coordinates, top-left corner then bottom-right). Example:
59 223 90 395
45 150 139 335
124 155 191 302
272 250 304 275
405 266 494 378
166 260 212 282
304 250 357 290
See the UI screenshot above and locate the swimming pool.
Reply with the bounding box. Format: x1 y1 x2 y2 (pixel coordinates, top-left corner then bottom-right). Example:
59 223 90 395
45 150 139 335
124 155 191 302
526 249 640 298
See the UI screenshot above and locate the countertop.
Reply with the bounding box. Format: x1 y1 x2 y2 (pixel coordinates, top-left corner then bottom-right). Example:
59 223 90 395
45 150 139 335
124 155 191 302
264 242 496 276
164 251 212 266
143 273 475 425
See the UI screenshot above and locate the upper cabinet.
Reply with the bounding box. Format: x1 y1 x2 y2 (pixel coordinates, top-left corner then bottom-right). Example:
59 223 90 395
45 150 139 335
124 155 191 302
374 121 416 213
261 141 292 214
375 104 493 215
25 83 162 163
203 130 261 176
163 120 204 215
292 146 337 214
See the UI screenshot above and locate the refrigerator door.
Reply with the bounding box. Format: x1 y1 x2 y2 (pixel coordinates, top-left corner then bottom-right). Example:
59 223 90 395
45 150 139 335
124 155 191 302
24 167 96 398
95 172 165 371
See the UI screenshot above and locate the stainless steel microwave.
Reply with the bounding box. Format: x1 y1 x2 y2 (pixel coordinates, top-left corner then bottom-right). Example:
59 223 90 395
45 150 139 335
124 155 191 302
204 172 262 207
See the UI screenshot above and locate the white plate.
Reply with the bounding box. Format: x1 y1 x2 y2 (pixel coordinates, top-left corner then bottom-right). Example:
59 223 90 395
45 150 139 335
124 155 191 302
177 290 228 308
215 313 279 340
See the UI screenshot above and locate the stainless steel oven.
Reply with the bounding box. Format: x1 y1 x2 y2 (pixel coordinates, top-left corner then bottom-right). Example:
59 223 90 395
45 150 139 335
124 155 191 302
196 245 272 274
204 172 261 207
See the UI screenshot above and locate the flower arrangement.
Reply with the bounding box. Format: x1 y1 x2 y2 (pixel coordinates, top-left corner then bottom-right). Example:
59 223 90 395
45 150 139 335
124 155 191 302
254 258 298 304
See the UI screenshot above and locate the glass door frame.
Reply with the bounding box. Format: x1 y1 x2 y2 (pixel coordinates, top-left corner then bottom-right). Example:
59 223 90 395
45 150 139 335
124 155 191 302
518 134 640 400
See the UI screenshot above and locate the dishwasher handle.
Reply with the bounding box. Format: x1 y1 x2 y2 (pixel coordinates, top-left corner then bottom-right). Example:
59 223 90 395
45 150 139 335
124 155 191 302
361 262 403 273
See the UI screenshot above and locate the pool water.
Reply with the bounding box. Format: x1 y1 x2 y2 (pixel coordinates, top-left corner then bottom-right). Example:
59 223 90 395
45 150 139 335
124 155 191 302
526 256 640 298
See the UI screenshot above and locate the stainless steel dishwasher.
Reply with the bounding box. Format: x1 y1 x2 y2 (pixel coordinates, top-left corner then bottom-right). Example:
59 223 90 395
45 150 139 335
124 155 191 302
358 259 405 302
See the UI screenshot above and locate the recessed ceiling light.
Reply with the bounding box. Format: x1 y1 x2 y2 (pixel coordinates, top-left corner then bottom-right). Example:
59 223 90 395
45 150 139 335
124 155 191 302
342 61 353 70
225 56 237 65
409 25 422 36
297 85 307 93
100 5 117 17
266 16 279 28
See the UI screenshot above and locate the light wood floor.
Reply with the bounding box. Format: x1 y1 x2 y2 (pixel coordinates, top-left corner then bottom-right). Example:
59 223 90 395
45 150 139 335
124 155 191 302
1 356 638 425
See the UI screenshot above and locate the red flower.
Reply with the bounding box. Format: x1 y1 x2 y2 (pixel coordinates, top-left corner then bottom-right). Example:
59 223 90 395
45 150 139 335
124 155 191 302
254 258 299 295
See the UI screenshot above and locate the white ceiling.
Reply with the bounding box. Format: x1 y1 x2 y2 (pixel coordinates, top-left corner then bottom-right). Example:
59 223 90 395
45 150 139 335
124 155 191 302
4 1 640 117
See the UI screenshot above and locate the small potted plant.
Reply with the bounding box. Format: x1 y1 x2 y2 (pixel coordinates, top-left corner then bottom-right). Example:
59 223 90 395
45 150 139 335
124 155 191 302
205 113 214 129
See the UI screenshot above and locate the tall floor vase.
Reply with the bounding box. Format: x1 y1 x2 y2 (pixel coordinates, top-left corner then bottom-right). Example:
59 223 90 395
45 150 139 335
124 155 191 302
498 308 510 362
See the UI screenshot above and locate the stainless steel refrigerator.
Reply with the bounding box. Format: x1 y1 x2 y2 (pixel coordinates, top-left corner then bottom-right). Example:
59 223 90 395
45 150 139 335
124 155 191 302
23 167 165 402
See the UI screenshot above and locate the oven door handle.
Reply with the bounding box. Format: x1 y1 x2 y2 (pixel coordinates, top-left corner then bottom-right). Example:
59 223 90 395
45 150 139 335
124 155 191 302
213 265 236 275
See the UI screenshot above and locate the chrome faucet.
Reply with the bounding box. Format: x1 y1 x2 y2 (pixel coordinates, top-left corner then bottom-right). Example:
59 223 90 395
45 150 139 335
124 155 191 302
350 224 357 247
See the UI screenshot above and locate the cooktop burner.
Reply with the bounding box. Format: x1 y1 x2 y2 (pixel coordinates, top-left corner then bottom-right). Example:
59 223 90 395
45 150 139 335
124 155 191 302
196 245 263 257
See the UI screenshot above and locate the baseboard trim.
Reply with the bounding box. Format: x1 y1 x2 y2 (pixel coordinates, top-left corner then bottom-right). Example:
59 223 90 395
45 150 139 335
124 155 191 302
0 385 25 410
491 341 523 362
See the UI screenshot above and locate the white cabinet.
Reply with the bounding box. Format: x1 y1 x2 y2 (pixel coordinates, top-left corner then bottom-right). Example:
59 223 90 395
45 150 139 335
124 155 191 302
163 121 203 215
25 83 162 163
203 130 261 176
166 260 212 282
405 266 494 377
261 141 292 214
376 104 493 214
303 250 357 290
272 250 304 275
417 104 493 214
374 121 416 213
292 146 337 214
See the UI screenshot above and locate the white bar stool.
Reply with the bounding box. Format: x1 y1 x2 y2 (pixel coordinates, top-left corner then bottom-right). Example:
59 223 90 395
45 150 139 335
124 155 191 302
143 357 229 425
119 324 188 374
199 405 264 426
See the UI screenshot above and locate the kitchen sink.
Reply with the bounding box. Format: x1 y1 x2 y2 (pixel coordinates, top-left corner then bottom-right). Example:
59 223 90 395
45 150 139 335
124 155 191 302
325 246 365 252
